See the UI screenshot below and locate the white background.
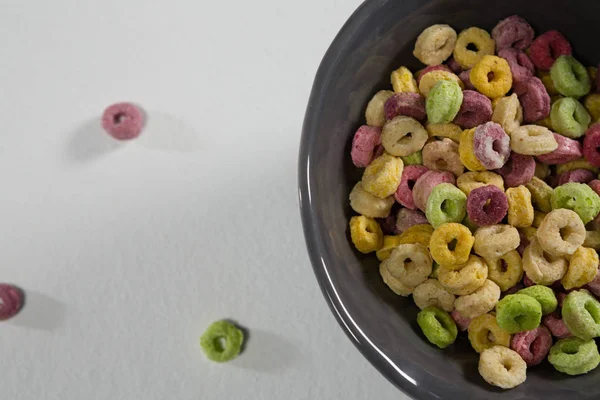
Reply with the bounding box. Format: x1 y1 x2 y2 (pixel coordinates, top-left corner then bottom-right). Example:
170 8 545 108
0 1 410 399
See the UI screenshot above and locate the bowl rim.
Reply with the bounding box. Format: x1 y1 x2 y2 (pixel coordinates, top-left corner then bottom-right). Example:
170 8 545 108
297 0 429 398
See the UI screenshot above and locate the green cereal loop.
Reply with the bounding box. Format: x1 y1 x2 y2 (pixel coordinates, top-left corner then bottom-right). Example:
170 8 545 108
517 285 558 315
426 80 464 124
417 306 458 348
548 337 600 375
425 183 467 229
550 55 592 98
200 320 244 362
550 98 591 138
563 290 600 341
401 150 423 166
495 294 542 334
551 182 600 224
429 261 440 279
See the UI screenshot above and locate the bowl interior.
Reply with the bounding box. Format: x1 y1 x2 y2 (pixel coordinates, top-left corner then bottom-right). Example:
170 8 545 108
299 0 600 398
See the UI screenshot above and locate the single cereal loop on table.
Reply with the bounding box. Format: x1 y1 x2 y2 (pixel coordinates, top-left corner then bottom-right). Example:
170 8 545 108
349 216 383 254
517 285 558 315
397 223 434 247
584 94 600 123
401 150 423 166
375 235 402 261
425 183 467 228
413 279 456 312
468 313 511 353
101 102 144 140
381 116 428 157
562 247 599 290
510 325 552 366
496 294 543 334
0 284 24 321
472 122 510 170
551 183 600 225
380 262 415 296
384 92 427 121
426 80 464 124
543 312 572 339
457 171 505 195
390 66 419 93
491 15 534 51
417 306 458 348
494 153 535 188
555 159 600 175
551 97 591 139
498 48 534 84
492 94 523 135
200 320 244 362
506 186 534 228
362 153 404 198
413 25 457 66
429 223 474 267
425 122 462 143
453 27 496 69
418 70 464 96
486 250 523 292
454 90 493 129
395 165 429 209
474 224 520 260
381 243 432 287
438 255 488 296
459 128 486 171
396 209 429 233
412 170 456 212
478 345 527 389
522 237 568 285
366 90 395 127
422 139 464 177
583 124 600 167
524 177 552 213
470 55 513 98
351 125 382 168
548 337 600 375
510 125 558 156
537 133 583 165
562 290 600 341
529 30 572 71
455 279 501 319
551 55 592 98
349 182 395 218
514 77 551 123
466 185 508 226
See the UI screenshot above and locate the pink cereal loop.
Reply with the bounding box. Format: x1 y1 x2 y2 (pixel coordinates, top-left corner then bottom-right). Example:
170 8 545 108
0 284 24 321
510 326 553 366
101 102 145 140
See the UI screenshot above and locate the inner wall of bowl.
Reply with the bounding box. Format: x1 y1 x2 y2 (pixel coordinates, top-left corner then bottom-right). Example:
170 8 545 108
307 0 600 398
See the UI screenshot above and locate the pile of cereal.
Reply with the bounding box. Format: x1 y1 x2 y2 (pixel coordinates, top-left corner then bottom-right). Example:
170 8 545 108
348 15 600 389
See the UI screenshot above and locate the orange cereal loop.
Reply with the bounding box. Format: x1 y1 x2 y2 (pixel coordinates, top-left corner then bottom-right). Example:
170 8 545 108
470 55 513 98
349 216 383 254
398 224 434 247
459 128 486 171
429 223 475 267
391 66 419 93
506 186 534 228
418 70 464 96
453 27 496 69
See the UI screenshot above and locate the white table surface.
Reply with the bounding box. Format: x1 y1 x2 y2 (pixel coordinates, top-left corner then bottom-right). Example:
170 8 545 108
0 1 410 399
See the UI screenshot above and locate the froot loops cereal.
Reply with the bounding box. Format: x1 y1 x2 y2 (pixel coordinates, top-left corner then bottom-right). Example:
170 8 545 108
347 16 600 389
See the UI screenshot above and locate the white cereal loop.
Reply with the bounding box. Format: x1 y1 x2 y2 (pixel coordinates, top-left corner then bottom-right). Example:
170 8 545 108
510 125 558 156
522 237 568 285
492 94 523 135
366 90 395 127
478 346 527 389
380 263 414 296
349 182 395 218
412 279 456 311
381 243 432 287
381 116 428 156
413 24 457 66
454 279 501 319
536 209 586 257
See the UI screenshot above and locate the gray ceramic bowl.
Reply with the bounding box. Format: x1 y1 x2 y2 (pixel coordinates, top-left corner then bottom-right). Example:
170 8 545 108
298 0 600 399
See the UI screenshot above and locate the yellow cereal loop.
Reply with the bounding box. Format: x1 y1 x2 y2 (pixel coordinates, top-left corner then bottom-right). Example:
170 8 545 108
380 263 414 296
584 231 600 251
365 90 395 127
376 235 403 261
349 182 395 218
426 122 462 143
556 159 600 175
538 70 559 96
412 279 456 312
535 163 550 180
506 186 534 228
391 66 419 93
453 27 496 69
525 177 553 213
413 24 457 66
523 237 568 285
486 250 524 292
362 153 404 198
459 128 486 171
492 94 523 135
532 210 547 228
349 216 383 254
457 171 505 195
398 224 434 247
455 279 501 319
438 255 488 296
381 243 432 287
584 94 600 123
470 55 513 98
429 223 475 267
468 313 511 353
418 70 464 96
562 247 599 290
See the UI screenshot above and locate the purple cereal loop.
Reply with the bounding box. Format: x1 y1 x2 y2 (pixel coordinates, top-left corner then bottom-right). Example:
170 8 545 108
453 90 493 129
447 57 463 74
498 48 534 84
543 312 572 338
458 70 476 90
517 231 530 256
473 122 511 169
411 170 456 211
556 292 568 308
377 210 399 235
585 269 600 298
514 77 551 123
502 283 524 297
396 208 429 233
589 180 600 197
0 284 24 321
416 65 451 84
373 144 385 159
351 126 382 168
451 309 471 331
536 133 583 165
101 102 144 140
492 15 535 51
510 326 552 366
557 169 596 185
384 93 426 121
466 185 509 226
523 274 535 287
395 165 429 209
493 153 535 188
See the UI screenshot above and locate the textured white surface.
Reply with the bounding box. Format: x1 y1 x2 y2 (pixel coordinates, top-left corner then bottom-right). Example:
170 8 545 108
0 1 410 399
